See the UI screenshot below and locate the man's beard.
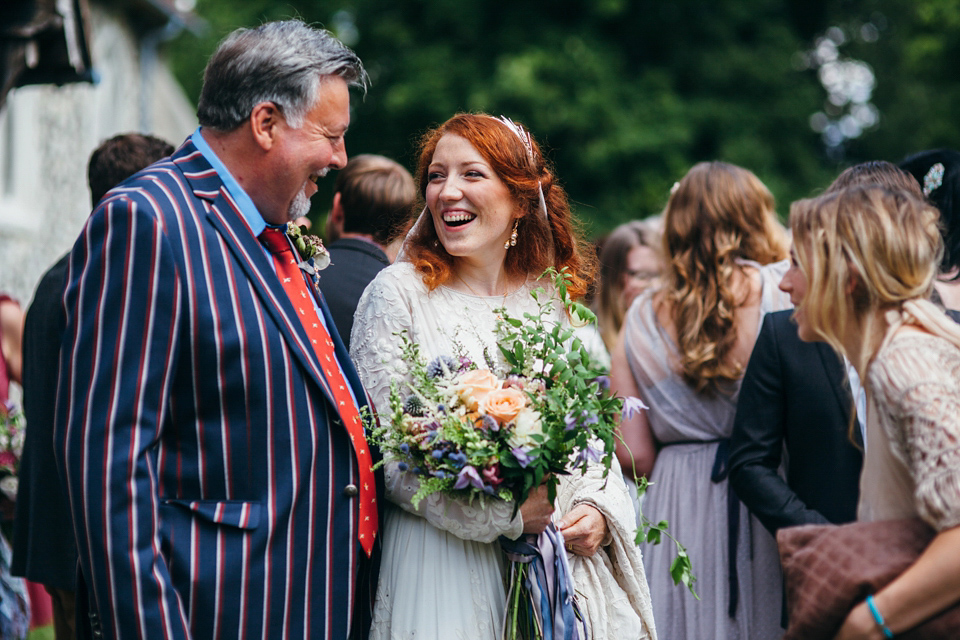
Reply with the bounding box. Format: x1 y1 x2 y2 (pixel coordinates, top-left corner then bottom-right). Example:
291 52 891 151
287 184 311 222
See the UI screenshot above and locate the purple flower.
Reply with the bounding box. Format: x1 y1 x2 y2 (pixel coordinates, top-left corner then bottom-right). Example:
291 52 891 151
399 443 410 454
481 415 500 432
431 449 444 460
453 465 485 490
397 461 408 471
576 445 604 465
512 446 534 468
564 409 599 432
622 396 649 419
448 452 468 468
594 375 611 391
458 356 473 371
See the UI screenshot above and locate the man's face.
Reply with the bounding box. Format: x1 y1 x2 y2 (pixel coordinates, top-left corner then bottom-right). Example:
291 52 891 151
264 76 350 225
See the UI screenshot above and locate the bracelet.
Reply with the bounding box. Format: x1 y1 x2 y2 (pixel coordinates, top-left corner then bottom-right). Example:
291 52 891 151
866 595 895 639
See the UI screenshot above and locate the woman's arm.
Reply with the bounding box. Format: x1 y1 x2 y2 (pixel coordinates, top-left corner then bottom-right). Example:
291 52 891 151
0 298 24 385
835 525 960 639
610 325 656 479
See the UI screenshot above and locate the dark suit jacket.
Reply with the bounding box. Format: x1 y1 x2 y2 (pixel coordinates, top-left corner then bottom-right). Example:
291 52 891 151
318 237 389 350
12 252 76 591
56 139 382 640
729 309 863 534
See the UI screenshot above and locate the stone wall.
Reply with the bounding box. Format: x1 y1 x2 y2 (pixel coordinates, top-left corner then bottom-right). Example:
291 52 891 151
0 3 196 306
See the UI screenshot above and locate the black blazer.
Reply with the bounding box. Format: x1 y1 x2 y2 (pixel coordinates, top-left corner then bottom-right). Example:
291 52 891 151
12 253 77 590
729 309 863 534
318 237 389 351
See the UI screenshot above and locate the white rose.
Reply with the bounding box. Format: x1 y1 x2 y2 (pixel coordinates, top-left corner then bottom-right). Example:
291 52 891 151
509 409 543 449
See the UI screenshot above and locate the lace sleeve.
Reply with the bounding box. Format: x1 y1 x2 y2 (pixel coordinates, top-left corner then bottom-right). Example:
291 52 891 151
350 269 523 542
871 336 960 531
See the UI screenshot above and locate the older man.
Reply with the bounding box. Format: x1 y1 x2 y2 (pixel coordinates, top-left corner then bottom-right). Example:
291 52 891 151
56 21 380 639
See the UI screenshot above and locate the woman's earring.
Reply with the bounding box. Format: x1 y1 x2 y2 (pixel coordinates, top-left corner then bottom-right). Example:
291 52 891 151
504 219 519 250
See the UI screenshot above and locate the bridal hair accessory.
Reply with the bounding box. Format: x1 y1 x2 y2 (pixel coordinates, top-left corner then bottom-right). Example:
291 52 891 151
495 116 550 224
504 219 519 250
923 162 945 197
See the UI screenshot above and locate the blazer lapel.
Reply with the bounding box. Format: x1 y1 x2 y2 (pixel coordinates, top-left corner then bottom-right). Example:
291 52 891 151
814 341 860 443
174 142 338 407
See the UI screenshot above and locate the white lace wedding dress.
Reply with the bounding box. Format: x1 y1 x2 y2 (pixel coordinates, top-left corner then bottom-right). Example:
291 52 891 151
350 261 656 640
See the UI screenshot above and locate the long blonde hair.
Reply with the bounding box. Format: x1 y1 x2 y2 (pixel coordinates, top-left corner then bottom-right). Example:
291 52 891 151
662 161 788 391
790 186 944 375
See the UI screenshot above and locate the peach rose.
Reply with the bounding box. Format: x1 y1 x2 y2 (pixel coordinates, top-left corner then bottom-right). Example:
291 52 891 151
453 369 501 410
480 388 528 423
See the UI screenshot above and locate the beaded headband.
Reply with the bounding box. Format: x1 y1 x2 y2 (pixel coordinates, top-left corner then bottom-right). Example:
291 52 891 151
923 162 945 197
493 116 550 223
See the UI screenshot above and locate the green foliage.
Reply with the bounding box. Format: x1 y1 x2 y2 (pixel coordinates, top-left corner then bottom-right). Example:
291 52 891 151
167 0 960 234
634 476 699 598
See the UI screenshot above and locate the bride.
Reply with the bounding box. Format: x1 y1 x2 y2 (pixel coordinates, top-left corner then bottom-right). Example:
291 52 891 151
350 113 656 640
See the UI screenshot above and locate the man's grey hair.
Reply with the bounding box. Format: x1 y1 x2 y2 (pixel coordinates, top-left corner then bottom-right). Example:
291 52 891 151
197 20 368 131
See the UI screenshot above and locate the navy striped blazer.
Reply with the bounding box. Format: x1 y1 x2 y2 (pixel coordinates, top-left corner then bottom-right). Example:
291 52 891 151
55 139 379 640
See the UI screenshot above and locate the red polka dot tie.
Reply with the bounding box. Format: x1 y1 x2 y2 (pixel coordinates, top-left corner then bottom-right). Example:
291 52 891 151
260 227 377 556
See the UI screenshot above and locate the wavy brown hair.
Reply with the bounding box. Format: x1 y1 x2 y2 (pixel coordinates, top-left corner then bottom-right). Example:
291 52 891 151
662 161 788 391
404 113 594 299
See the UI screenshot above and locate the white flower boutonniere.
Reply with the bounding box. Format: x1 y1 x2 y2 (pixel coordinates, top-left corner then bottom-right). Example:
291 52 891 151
285 222 331 283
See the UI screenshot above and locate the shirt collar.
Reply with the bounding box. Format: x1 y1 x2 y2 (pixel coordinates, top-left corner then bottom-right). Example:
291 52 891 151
191 127 268 236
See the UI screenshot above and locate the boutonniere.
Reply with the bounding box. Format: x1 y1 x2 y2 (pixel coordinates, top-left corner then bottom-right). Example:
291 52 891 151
285 222 331 282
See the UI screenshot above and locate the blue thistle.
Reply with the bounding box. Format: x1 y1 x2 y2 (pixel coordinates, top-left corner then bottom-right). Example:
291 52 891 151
426 356 459 378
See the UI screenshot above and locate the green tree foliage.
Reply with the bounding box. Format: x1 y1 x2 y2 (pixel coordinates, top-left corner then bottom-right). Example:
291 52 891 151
166 0 960 236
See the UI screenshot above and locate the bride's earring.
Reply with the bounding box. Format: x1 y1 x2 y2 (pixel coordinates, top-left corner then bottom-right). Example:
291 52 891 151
504 219 519 250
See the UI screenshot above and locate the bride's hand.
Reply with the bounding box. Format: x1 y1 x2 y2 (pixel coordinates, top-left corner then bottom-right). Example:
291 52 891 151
519 484 555 534
558 504 608 557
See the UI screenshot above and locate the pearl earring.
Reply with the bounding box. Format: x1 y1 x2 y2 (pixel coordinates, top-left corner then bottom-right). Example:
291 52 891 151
504 219 519 250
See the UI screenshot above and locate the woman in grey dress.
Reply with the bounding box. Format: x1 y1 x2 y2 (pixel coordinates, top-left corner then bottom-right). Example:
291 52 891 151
611 161 791 640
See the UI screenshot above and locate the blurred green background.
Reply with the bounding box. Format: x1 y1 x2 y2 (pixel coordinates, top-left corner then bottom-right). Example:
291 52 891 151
166 0 960 238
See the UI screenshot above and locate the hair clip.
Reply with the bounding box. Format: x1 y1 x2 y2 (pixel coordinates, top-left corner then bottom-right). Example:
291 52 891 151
923 162 944 197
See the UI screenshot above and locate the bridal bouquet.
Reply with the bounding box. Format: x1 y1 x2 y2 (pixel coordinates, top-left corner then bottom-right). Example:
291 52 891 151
368 268 630 511
368 268 642 639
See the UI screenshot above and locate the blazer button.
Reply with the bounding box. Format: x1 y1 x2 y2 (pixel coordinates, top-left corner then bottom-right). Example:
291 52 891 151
344 484 359 497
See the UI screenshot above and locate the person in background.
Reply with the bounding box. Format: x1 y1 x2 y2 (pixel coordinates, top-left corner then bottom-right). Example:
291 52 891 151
319 154 416 348
611 161 790 640
56 20 380 639
11 133 174 640
729 161 925 538
594 218 663 355
781 185 960 639
0 297 22 404
899 149 960 311
0 293 29 639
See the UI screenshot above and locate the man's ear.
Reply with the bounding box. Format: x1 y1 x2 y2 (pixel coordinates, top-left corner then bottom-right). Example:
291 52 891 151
250 102 282 151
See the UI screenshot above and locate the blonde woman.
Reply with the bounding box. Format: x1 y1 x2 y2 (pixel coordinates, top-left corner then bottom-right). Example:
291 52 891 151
780 186 960 639
611 161 790 639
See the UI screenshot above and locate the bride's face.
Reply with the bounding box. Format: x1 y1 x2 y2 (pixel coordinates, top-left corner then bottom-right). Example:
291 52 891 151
425 134 519 266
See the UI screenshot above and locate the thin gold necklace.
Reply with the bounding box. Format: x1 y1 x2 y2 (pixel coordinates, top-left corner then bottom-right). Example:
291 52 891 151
454 273 511 317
